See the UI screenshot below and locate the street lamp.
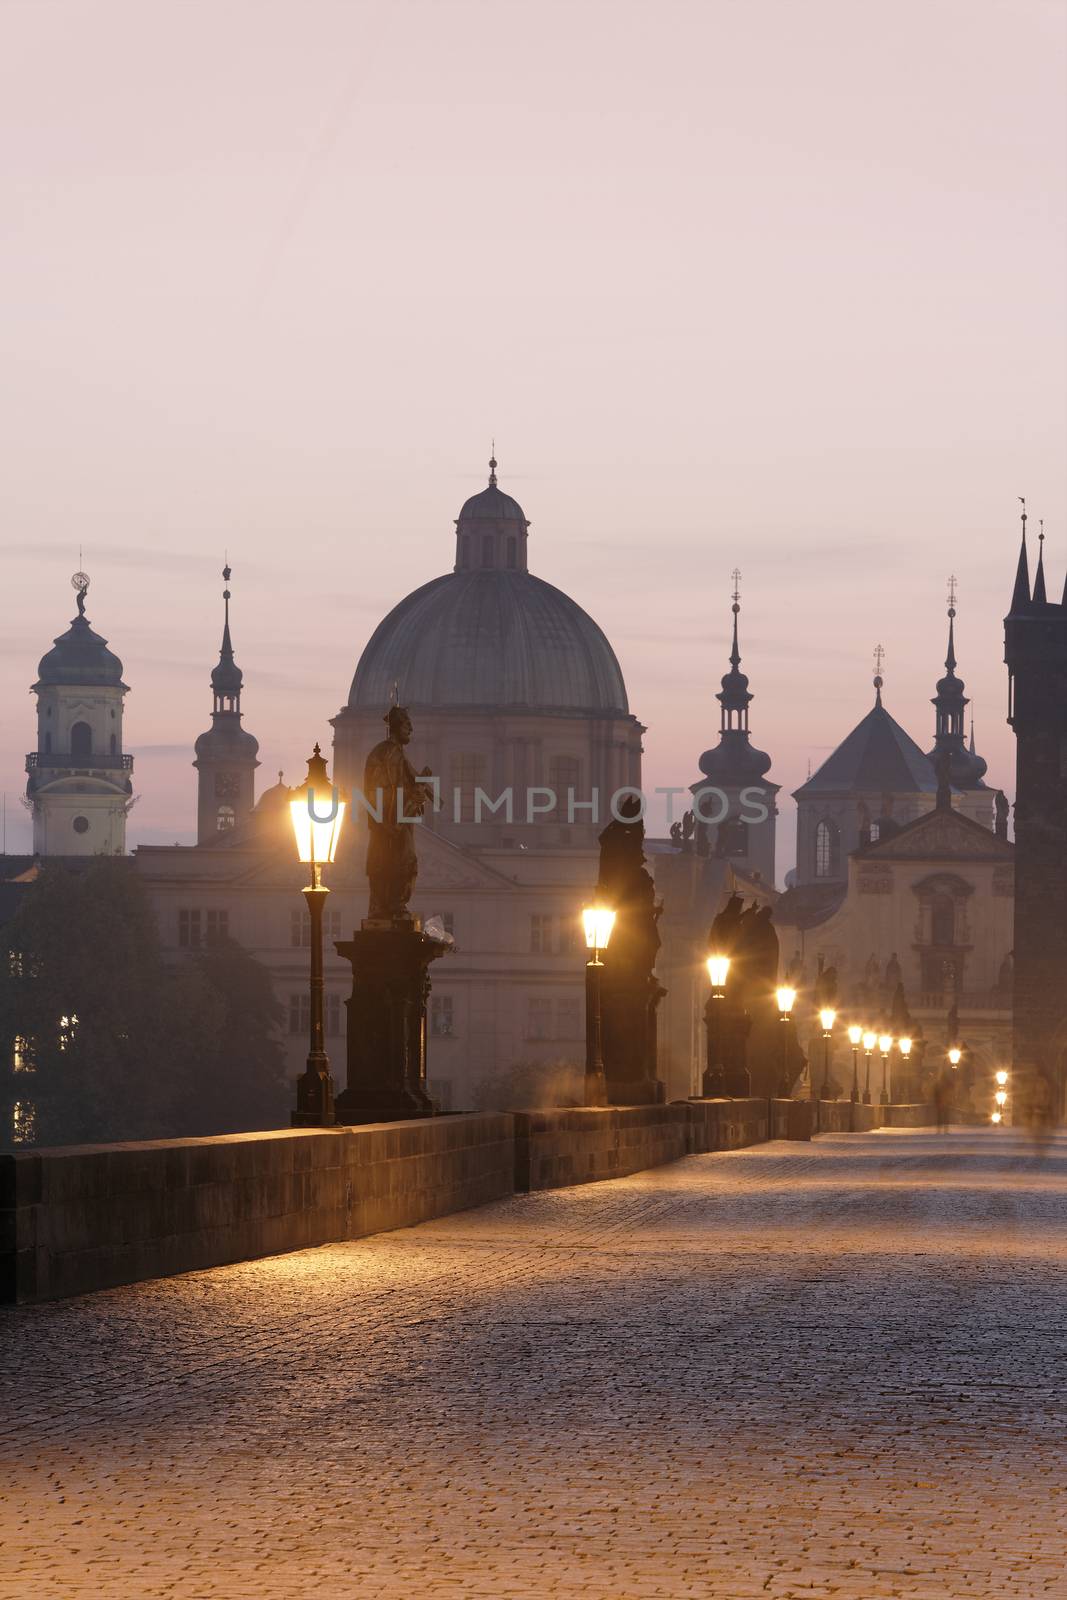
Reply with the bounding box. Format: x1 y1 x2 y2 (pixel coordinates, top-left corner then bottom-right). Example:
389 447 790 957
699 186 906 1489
995 1069 1008 1086
862 1030 876 1105
775 985 797 1098
707 953 731 999
948 1046 962 1068
878 1032 893 1106
289 744 346 1127
848 1024 862 1104
898 1036 912 1102
819 1007 837 1102
582 903 616 1107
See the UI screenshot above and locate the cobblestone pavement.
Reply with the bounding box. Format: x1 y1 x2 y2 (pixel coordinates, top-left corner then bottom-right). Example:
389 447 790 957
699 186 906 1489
3 1127 1067 1600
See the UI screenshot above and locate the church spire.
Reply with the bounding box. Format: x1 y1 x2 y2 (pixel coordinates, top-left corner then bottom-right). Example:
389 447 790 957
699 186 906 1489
717 570 752 731
928 577 987 790
1033 520 1048 605
194 562 259 843
211 563 243 714
1010 497 1031 612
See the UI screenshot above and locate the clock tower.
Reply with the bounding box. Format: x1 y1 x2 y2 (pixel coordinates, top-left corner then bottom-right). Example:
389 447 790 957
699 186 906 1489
193 566 259 842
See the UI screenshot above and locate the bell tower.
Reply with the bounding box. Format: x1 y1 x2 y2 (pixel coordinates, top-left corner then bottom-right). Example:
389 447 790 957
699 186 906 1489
193 565 259 842
1004 501 1067 1114
26 571 133 856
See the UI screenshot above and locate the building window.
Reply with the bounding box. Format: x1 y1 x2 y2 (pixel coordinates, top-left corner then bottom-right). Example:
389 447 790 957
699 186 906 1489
325 993 342 1037
12 1100 37 1145
72 815 89 835
44 732 52 754
557 916 578 955
290 908 343 948
556 998 581 1039
217 806 236 831
450 753 487 823
530 914 553 953
70 721 92 758
430 994 454 1037
506 538 517 570
179 909 229 949
13 1035 34 1072
526 997 553 1040
481 534 493 567
931 894 955 946
58 1014 78 1051
814 819 840 878
717 819 748 857
289 993 310 1035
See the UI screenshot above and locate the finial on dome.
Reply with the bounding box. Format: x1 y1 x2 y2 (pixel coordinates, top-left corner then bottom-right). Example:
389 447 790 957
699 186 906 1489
944 575 958 673
729 568 742 667
488 441 497 488
873 643 885 705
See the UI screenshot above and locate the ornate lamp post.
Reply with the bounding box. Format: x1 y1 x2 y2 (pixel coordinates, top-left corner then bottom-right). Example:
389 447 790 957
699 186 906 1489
948 1045 962 1069
582 904 616 1107
775 985 797 1098
862 1030 876 1105
702 954 731 1097
898 1035 912 1101
819 1007 837 1101
993 1068 1009 1125
289 745 345 1127
848 1024 862 1104
878 1032 893 1106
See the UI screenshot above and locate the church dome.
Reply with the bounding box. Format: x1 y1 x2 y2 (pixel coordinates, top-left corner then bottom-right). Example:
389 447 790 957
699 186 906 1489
349 570 629 715
348 458 629 716
35 614 126 689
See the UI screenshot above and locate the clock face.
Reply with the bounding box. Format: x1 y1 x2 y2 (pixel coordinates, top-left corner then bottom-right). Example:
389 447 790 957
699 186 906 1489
215 773 241 800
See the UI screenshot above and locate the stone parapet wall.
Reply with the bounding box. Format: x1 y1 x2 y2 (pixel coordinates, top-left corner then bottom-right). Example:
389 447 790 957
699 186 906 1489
814 1101 936 1133
3 1100 933 1304
1 1113 513 1305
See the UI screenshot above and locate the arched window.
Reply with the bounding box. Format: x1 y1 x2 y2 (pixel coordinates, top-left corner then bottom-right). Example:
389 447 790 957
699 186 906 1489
70 722 92 758
44 732 52 754
506 538 517 570
931 893 955 946
481 534 494 568
814 819 839 878
216 806 236 831
109 734 117 755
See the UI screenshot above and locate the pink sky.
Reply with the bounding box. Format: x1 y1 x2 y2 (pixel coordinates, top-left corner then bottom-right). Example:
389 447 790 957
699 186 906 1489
1 0 1065 873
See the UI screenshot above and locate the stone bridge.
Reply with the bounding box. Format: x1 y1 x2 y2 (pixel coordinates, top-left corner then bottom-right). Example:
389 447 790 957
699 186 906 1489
2 1125 1065 1598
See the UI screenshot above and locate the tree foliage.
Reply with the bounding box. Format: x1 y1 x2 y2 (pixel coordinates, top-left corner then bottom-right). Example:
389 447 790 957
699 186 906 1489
0 861 289 1148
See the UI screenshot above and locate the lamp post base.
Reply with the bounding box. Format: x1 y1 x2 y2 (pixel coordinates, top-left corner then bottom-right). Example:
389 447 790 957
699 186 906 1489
862 1091 871 1105
291 1057 335 1127
584 1070 608 1107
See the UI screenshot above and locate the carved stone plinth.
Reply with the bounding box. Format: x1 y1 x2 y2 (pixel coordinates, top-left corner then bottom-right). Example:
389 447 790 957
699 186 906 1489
333 924 449 1125
601 970 666 1106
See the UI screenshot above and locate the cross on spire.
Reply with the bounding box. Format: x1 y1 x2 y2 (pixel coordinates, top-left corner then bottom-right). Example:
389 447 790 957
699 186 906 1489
731 568 741 604
873 643 886 705
947 574 958 615
488 441 497 487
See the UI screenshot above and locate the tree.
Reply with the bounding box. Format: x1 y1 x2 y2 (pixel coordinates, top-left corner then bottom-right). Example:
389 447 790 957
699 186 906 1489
0 861 289 1149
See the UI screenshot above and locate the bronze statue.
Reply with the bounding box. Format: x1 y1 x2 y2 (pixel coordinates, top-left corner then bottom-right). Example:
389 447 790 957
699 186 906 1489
363 706 434 925
595 796 665 1103
995 790 1009 840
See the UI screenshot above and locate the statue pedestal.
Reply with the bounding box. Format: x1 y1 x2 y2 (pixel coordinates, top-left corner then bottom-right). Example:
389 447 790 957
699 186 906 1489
601 970 666 1106
334 923 449 1125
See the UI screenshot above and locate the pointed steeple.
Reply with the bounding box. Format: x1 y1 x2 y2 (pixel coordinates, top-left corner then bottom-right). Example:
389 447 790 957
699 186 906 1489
928 577 987 789
211 563 243 711
194 563 259 844
695 573 772 784
1010 497 1031 613
1033 520 1048 605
